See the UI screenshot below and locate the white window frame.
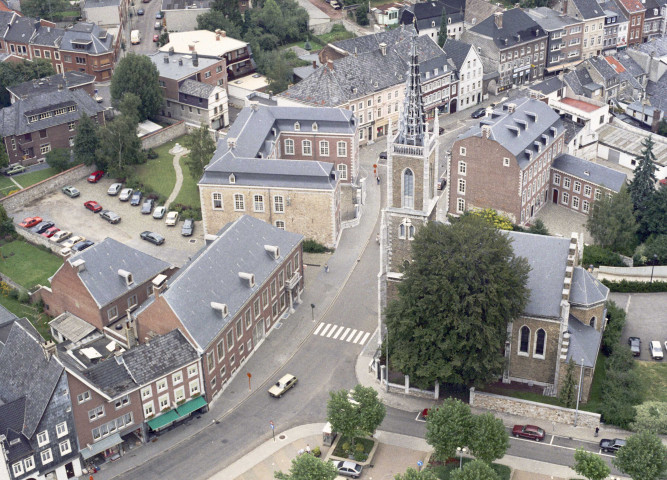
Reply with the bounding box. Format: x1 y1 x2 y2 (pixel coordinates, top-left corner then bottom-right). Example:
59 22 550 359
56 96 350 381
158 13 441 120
533 328 546 359
59 440 72 455
156 378 167 392
319 140 329 156
456 197 465 213
284 139 295 155
77 391 91 404
174 387 185 403
37 431 49 447
212 192 223 210
40 448 53 465
337 141 347 157
460 146 466 156
302 140 312 156
274 195 284 213
518 325 530 356
457 178 466 195
337 163 347 180
172 371 183 385
189 379 200 396
253 194 264 212
56 422 68 438
141 386 152 399
158 394 170 411
188 364 198 378
458 161 466 175
234 193 245 211
143 401 155 417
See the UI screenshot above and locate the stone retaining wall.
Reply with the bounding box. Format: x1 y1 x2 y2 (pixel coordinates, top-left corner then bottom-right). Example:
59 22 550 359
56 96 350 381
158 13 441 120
14 227 62 255
140 121 187 150
1 164 95 213
470 388 600 428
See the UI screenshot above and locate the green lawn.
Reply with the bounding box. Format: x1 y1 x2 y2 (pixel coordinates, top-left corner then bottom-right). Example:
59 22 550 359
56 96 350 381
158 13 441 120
333 436 374 458
427 459 511 480
0 176 18 197
15 167 59 189
0 294 52 341
0 240 62 289
134 138 183 199
173 157 201 209
636 361 667 402
584 353 606 412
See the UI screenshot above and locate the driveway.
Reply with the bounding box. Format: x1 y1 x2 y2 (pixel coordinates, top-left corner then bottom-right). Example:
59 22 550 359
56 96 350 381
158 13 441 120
610 292 667 361
12 176 203 267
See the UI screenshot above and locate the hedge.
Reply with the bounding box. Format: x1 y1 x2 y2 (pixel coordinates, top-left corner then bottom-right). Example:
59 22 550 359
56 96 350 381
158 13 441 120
582 245 625 268
601 279 667 292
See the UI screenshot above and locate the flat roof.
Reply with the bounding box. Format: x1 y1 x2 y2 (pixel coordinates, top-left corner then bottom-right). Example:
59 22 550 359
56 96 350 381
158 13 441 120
229 73 269 92
560 97 600 113
160 31 248 58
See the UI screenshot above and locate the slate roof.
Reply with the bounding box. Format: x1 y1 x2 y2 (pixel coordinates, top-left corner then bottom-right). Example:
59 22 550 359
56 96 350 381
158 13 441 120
588 56 620 85
468 8 547 49
530 76 564 95
552 153 627 191
506 231 571 318
569 0 606 19
157 215 303 350
561 117 585 144
646 72 667 112
614 51 645 78
457 96 564 169
31 22 63 47
441 38 472 71
62 237 170 308
464 0 502 25
616 0 646 13
179 79 216 98
0 397 32 463
0 88 105 137
569 266 609 306
8 71 95 99
564 68 600 96
567 315 602 367
600 0 628 21
149 51 222 80
60 22 114 54
526 7 581 31
400 0 465 31
637 35 667 56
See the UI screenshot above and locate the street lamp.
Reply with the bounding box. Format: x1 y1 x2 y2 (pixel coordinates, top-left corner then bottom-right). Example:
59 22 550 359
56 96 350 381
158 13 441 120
456 446 468 469
310 303 315 322
650 254 658 283
574 357 585 427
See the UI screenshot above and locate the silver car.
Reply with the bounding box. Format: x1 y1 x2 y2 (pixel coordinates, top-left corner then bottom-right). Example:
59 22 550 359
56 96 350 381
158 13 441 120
107 183 123 195
153 206 166 219
119 188 133 201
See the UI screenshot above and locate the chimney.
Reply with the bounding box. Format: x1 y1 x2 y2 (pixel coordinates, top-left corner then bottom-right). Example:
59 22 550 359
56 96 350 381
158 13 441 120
216 32 220 41
58 83 63 91
562 0 568 13
125 314 137 348
494 11 503 29
210 302 229 317
507 103 516 113
169 46 174 56
178 58 183 66
152 274 168 298
327 59 334 71
238 272 255 287
504 38 508 45
71 258 86 272
219 30 226 37
192 51 198 67
312 60 317 69
264 244 280 259
516 33 521 42
482 125 491 138
380 42 387 56
188 43 195 52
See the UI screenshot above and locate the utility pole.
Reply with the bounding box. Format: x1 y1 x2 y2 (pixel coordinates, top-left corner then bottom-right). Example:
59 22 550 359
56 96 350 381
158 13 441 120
574 357 584 426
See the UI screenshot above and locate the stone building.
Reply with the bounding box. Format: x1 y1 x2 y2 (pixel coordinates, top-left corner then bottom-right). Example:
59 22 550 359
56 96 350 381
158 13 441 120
556 0 606 59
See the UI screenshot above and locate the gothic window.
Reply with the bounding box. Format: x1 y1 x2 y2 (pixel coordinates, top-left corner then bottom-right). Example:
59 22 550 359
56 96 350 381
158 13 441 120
534 329 545 357
589 317 596 328
403 169 414 209
519 326 530 354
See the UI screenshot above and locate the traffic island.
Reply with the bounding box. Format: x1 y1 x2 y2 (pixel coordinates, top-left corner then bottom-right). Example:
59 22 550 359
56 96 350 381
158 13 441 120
324 435 378 466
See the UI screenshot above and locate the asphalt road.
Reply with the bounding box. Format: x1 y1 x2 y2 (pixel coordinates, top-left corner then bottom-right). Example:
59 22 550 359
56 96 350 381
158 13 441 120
612 292 667 361
128 0 163 55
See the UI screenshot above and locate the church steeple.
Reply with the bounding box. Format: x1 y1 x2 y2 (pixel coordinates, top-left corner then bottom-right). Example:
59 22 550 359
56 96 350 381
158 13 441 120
396 32 427 147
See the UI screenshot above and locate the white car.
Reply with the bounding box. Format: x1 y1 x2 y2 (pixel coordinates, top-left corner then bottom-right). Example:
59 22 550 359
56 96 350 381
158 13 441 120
107 183 123 195
153 206 166 219
119 188 133 201
165 211 179 226
51 230 72 243
60 235 85 256
650 340 664 360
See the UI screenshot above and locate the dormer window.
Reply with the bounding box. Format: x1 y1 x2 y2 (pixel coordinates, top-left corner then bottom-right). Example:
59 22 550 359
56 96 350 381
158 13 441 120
294 121 300 131
229 173 235 184
432 21 436 27
312 122 318 131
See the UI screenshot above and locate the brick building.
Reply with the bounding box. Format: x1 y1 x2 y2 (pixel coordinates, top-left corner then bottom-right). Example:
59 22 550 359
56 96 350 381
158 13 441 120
136 215 304 406
7 71 96 104
526 7 584 74
613 0 646 45
0 88 106 166
557 0 606 58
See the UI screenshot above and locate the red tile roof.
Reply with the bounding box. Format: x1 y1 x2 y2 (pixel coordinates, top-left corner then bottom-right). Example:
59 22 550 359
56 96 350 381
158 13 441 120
616 0 646 13
605 56 625 73
561 97 600 113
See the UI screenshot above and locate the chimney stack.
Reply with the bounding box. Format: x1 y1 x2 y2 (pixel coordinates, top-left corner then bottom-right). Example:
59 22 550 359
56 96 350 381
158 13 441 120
312 60 317 69
494 11 503 29
327 59 334 71
380 42 387 56
188 43 195 52
220 30 226 37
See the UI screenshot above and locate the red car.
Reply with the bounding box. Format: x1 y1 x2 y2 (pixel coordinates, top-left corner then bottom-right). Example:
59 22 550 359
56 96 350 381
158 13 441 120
18 216 43 228
84 201 103 213
41 226 60 238
153 34 159 42
87 170 104 183
512 425 545 441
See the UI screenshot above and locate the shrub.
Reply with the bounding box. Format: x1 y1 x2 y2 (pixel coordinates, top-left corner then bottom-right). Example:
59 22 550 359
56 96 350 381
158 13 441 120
17 289 30 304
631 402 667 434
583 245 625 267
8 288 19 299
601 279 667 292
145 148 159 160
599 346 642 428
602 300 626 356
353 451 368 462
303 239 329 253
341 442 350 454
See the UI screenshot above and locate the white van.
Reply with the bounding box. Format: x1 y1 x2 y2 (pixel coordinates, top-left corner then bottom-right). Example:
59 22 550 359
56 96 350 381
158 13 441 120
131 30 141 44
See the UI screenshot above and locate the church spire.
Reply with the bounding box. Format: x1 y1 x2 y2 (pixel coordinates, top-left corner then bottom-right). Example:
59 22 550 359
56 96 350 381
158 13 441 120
396 32 427 147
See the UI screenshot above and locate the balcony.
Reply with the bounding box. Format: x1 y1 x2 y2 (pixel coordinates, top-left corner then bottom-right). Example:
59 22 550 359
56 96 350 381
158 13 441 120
286 272 301 290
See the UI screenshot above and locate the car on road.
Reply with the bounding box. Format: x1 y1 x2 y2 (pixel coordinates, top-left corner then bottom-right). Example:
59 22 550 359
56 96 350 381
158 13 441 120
140 231 165 245
165 211 179 226
268 374 297 398
100 210 121 224
599 438 626 454
71 240 94 253
628 337 641 357
119 188 133 201
18 216 42 228
379 151 387 160
437 178 446 190
512 425 545 441
84 201 103 213
137 8 144 14
107 183 123 196
130 191 143 206
471 107 487 118
154 20 162 29
87 170 104 183
41 226 60 238
650 340 663 360
181 218 194 236
332 461 362 478
5 164 26 175
51 230 71 243
155 10 163 18
141 198 155 214
31 221 55 234
153 34 159 42
153 206 166 219
62 186 80 198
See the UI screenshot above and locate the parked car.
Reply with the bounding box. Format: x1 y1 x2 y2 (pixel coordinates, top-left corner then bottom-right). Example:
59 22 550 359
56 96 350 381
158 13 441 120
119 188 133 201
155 10 163 18
18 216 42 228
60 235 85 255
153 206 166 219
181 218 194 236
100 210 121 224
62 186 80 198
628 337 641 357
84 201 103 213
71 240 94 253
471 107 487 118
599 438 626 454
137 8 144 14
512 425 545 441
332 461 362 478
51 230 71 243
31 221 55 234
140 231 165 245
5 164 26 175
379 151 387 160
41 226 60 238
141 198 155 214
87 170 104 183
154 20 162 29
130 191 143 206
437 178 446 190
165 211 179 226
650 340 663 360
153 34 159 42
268 374 297 398
107 183 123 196
330 0 341 9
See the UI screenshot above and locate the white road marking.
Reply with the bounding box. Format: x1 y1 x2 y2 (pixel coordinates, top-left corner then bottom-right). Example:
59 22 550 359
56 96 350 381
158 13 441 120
345 329 358 342
319 324 332 336
340 327 351 341
359 332 371 344
313 324 370 345
353 331 364 343
332 326 345 339
326 326 337 338
313 323 324 335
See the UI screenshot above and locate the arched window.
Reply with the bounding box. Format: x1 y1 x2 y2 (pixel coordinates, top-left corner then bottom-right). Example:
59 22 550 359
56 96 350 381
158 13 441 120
284 139 294 155
399 223 405 239
408 225 415 239
589 317 596 328
519 326 530 354
534 329 546 357
403 169 414 209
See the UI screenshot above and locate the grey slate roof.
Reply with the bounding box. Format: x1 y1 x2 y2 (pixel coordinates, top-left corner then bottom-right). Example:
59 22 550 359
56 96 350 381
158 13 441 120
463 0 502 25
564 68 599 96
158 215 303 350
526 7 580 31
569 0 606 19
561 117 585 144
441 38 472 71
588 56 620 84
60 22 114 54
8 71 95 99
530 76 564 95
458 96 564 169
637 35 667 56
567 315 602 367
646 72 667 112
468 8 546 49
149 51 221 80
400 0 465 32
569 266 609 306
552 153 627 192
506 230 571 318
614 51 644 78
0 88 105 137
63 237 171 308
179 79 216 98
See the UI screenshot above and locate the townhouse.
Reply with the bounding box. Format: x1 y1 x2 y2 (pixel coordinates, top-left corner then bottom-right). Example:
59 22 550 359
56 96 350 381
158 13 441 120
527 7 584 74
558 0 606 58
599 2 627 53
442 38 484 110
7 71 96 104
399 0 466 40
642 0 663 40
136 215 304 405
612 0 645 46
419 55 458 116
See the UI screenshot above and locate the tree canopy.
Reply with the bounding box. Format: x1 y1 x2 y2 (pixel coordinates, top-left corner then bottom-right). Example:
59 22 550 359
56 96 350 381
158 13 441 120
572 449 610 480
19 0 70 21
628 135 658 215
73 115 99 167
183 123 216 181
600 345 643 428
385 216 530 388
437 8 448 47
425 399 473 461
395 468 439 480
450 460 499 480
639 184 667 240
468 413 509 464
586 187 637 255
45 148 72 172
196 11 242 39
0 59 55 107
559 359 577 408
326 384 386 447
613 431 667 480
110 53 163 121
274 453 338 480
0 143 8 171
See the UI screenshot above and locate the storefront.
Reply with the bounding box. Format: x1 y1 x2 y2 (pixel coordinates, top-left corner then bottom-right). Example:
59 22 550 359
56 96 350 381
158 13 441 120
147 397 208 434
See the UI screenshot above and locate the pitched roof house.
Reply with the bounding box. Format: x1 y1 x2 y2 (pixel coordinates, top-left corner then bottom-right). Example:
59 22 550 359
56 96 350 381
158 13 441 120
7 71 96 104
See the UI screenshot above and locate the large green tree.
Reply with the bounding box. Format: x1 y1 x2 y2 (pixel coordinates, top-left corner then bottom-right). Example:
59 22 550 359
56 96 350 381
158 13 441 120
572 449 610 480
274 453 338 480
450 460 499 480
395 468 438 480
385 216 530 388
326 384 386 448
559 359 577 408
96 95 144 177
19 0 70 21
586 187 637 255
0 59 55 107
628 135 658 215
631 402 667 435
110 53 163 121
355 5 369 26
212 0 243 24
0 143 9 171
468 413 509 464
639 184 667 240
425 398 473 461
196 10 242 38
600 346 643 428
183 123 216 181
0 203 15 237
45 148 72 172
437 8 448 47
73 115 99 167
613 431 667 480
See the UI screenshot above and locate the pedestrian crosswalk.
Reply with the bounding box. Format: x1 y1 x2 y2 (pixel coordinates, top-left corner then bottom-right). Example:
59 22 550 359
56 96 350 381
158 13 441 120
313 323 371 345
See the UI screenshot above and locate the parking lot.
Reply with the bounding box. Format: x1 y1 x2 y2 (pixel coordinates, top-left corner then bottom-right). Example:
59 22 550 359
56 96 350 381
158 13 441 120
12 175 204 267
610 292 667 361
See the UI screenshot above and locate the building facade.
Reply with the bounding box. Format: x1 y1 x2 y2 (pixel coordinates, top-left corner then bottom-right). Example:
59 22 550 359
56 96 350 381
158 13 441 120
613 0 646 46
527 7 584 74
442 38 484 110
559 0 606 58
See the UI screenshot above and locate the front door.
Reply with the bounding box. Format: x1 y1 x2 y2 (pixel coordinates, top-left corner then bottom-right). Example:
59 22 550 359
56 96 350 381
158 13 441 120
552 188 559 203
253 321 265 349
65 462 75 478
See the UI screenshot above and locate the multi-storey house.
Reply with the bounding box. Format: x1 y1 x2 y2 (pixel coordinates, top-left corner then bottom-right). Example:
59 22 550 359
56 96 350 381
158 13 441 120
612 0 645 46
600 3 627 53
399 0 466 40
642 0 663 40
559 0 606 58
442 38 484 110
527 7 584 75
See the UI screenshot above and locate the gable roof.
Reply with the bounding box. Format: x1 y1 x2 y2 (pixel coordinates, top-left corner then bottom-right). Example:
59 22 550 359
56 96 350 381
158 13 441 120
464 0 502 24
552 153 626 191
615 0 646 13
569 0 606 19
530 76 564 95
179 79 216 99
60 22 114 54
567 315 602 367
400 0 465 31
569 266 609 306
8 71 95 99
63 237 171 308
441 38 472 71
156 216 303 350
468 8 547 49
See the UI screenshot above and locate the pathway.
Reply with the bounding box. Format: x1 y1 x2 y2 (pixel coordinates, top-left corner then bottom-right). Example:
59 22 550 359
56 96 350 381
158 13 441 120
9 177 22 190
164 145 188 210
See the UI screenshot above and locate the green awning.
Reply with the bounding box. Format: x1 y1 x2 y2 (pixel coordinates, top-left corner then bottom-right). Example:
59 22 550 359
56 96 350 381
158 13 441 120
176 396 207 417
147 410 179 431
